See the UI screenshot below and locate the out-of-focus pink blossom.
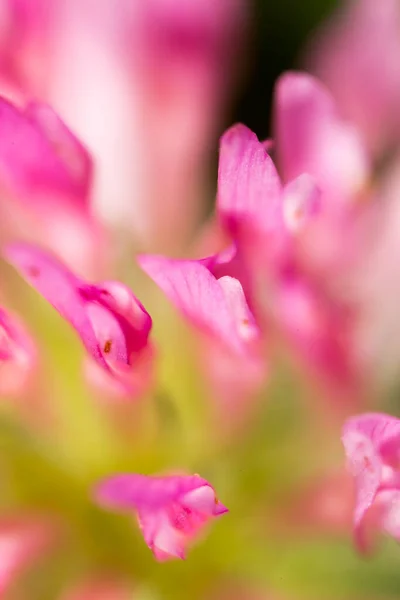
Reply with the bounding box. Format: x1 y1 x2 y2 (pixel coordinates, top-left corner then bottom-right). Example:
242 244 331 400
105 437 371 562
0 95 101 275
342 412 400 552
275 471 354 538
0 515 53 596
0 0 247 251
306 0 400 155
219 121 362 406
95 473 227 561
0 306 35 397
5 243 153 398
61 576 133 600
274 72 369 208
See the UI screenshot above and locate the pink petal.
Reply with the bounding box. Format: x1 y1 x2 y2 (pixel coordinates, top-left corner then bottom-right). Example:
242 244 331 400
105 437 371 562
95 474 210 511
0 307 36 396
282 174 321 232
378 489 400 541
4 242 106 367
0 96 91 202
218 276 260 343
275 71 369 205
24 101 92 199
217 123 283 232
5 243 152 385
95 473 226 561
342 413 400 549
138 254 244 353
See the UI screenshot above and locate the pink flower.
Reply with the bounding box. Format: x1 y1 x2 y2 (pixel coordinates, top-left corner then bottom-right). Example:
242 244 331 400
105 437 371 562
274 72 369 208
218 121 361 405
0 95 101 274
1 0 247 252
0 515 53 596
4 242 152 397
306 0 400 155
137 123 289 411
95 473 227 561
342 412 400 552
138 250 265 425
0 306 35 397
61 576 133 600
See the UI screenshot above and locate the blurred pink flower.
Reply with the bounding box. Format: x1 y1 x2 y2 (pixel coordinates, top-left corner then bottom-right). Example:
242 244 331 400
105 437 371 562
306 0 400 155
0 515 53 597
4 242 153 397
0 0 247 251
0 305 35 397
274 72 369 208
61 576 133 600
275 470 354 538
95 473 227 561
342 412 400 552
219 121 362 406
0 95 102 275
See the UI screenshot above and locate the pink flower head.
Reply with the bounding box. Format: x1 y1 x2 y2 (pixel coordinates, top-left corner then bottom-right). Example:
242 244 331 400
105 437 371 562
0 306 35 397
95 473 227 561
216 121 361 403
342 412 400 552
4 242 152 396
274 72 369 208
307 0 400 155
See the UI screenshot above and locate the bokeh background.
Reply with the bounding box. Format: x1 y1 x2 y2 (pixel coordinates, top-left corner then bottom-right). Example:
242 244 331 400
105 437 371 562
0 0 399 599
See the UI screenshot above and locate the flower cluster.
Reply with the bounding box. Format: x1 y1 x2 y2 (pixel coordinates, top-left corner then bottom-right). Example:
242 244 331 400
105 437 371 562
0 0 399 598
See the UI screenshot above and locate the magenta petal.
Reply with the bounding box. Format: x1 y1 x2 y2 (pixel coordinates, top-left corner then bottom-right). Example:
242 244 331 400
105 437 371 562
4 243 152 385
342 412 400 548
138 254 244 352
24 101 92 199
95 474 209 511
0 97 91 202
4 242 106 367
217 123 283 231
95 473 227 562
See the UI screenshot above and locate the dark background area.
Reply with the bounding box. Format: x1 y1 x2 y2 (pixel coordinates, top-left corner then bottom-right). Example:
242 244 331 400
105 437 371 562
233 0 338 138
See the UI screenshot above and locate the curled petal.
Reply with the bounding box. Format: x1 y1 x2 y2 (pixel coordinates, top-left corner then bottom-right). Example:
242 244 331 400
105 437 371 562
4 242 105 366
5 243 152 389
138 254 245 353
95 473 227 561
342 412 400 549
